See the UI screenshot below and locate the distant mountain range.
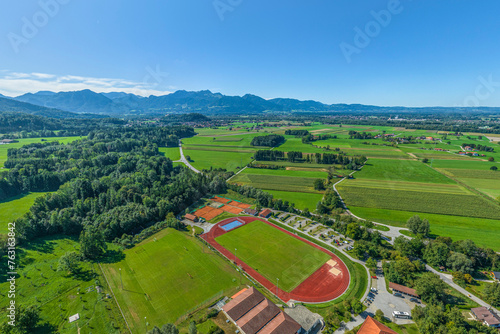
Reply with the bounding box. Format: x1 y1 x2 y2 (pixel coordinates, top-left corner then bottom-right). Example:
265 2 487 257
2 89 500 117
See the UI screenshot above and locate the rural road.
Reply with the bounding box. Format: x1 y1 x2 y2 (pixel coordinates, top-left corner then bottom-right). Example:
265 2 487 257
331 170 498 320
176 140 201 173
332 174 410 243
426 265 500 314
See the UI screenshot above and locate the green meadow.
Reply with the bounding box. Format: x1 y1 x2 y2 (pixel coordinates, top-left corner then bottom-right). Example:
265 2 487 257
348 206 500 251
265 190 324 211
183 148 254 172
0 192 49 233
0 237 127 333
102 228 245 332
159 147 181 161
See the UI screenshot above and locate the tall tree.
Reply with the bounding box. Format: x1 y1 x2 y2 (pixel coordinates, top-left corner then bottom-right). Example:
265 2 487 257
80 227 107 260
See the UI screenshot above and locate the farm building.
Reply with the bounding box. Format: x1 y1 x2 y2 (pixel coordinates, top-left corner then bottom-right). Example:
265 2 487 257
471 307 500 328
493 272 500 281
184 214 198 222
222 287 301 334
357 316 397 334
259 209 272 218
389 282 420 298
243 208 258 216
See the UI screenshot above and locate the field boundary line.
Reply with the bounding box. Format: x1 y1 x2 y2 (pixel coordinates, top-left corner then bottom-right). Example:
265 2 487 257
98 263 133 334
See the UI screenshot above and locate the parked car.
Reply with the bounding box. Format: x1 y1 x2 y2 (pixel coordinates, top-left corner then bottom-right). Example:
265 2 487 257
410 298 420 303
371 288 378 293
371 275 378 279
394 293 404 298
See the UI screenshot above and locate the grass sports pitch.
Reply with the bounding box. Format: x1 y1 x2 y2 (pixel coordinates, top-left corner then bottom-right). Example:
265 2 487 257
103 228 244 331
215 220 330 292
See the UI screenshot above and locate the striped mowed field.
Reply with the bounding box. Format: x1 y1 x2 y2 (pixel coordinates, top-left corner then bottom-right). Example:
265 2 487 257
103 229 244 332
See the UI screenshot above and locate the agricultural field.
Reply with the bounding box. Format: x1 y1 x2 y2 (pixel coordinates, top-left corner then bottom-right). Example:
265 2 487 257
102 228 245 332
183 148 254 172
348 207 500 251
338 185 500 219
230 168 326 194
0 192 49 233
229 168 328 210
354 159 454 183
215 220 330 292
0 237 127 333
0 136 84 168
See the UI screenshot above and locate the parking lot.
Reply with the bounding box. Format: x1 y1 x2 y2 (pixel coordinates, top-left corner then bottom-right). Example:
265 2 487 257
364 264 421 325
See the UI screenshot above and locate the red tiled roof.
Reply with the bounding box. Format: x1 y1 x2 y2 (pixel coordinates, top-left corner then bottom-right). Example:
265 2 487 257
185 214 197 221
260 209 272 217
358 316 398 334
389 282 419 297
222 287 301 334
223 287 265 321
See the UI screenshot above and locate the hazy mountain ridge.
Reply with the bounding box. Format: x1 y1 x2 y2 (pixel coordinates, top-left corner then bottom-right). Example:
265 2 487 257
6 89 500 116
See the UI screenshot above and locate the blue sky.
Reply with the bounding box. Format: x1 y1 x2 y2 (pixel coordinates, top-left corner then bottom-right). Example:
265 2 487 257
1 0 500 107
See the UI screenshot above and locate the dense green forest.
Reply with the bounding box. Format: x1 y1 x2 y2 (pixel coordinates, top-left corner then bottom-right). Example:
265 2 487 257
0 111 124 137
250 134 285 147
0 126 204 247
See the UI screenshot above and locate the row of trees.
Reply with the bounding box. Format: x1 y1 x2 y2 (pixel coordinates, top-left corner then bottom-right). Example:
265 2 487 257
250 134 285 147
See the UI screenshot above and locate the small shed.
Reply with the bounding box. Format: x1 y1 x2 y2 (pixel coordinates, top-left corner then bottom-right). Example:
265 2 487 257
259 209 272 218
389 282 420 298
493 272 500 281
244 208 258 216
185 214 198 222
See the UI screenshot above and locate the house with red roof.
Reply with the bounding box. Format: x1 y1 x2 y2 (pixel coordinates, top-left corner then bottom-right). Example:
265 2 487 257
358 316 398 334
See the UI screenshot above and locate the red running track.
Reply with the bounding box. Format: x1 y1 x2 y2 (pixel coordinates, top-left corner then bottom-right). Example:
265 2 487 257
201 216 350 303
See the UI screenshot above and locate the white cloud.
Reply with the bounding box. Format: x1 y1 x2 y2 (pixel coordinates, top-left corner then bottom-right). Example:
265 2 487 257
0 71 173 97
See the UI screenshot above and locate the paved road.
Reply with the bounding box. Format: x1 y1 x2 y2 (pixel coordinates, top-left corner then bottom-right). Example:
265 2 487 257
332 176 410 244
426 265 500 314
175 140 201 173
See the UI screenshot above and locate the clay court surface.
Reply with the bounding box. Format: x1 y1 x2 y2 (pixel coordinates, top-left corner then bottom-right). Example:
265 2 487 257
194 206 224 220
194 197 251 220
202 216 350 303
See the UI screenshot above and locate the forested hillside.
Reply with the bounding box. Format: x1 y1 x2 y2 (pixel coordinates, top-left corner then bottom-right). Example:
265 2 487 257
0 126 214 249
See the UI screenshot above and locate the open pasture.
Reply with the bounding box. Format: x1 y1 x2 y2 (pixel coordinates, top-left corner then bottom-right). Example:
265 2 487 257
215 220 331 292
0 192 49 233
159 147 181 161
182 149 254 172
103 229 244 332
0 237 127 333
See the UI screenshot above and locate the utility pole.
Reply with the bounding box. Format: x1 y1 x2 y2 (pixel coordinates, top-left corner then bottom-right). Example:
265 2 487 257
234 248 237 264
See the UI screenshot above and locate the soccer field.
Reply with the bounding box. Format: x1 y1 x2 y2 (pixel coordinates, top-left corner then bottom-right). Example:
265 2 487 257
103 229 244 331
215 220 331 292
